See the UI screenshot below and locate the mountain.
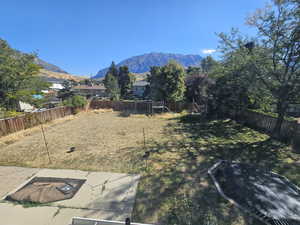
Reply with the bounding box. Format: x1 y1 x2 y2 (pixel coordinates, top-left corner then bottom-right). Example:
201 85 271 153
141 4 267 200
35 59 86 82
94 52 202 78
34 58 68 74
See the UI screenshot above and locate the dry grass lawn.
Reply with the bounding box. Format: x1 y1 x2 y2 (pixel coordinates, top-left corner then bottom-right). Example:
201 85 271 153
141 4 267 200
0 111 172 172
0 111 299 225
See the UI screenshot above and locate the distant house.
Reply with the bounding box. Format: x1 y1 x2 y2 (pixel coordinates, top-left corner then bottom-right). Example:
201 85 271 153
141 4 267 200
72 85 106 98
18 101 35 112
41 77 65 94
132 81 149 97
50 83 64 91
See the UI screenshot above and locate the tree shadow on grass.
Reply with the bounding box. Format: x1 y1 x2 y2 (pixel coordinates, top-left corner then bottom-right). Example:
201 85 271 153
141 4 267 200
129 114 298 225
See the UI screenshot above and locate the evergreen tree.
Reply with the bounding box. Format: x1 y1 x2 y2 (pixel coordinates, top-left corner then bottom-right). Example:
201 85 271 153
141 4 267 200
118 66 135 98
107 61 119 78
104 73 120 100
148 66 163 101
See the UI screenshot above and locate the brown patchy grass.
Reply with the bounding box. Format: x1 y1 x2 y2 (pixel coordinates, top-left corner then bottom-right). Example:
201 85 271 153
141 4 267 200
0 112 299 225
0 114 79 149
0 111 172 172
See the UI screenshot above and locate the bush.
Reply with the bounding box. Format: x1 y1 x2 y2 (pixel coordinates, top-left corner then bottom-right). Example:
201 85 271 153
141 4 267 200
63 95 87 108
0 110 23 119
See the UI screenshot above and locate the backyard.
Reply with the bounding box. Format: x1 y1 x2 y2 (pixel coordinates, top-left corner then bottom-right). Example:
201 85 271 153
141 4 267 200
0 110 299 224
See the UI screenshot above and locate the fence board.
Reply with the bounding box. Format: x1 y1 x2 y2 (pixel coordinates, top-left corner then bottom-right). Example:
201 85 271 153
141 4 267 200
233 110 300 143
0 106 75 138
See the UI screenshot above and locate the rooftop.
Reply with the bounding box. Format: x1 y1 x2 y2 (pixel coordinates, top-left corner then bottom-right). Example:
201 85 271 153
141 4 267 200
73 85 106 90
133 81 149 86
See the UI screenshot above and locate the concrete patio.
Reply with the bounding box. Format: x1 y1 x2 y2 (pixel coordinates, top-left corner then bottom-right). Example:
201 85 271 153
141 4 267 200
0 166 140 225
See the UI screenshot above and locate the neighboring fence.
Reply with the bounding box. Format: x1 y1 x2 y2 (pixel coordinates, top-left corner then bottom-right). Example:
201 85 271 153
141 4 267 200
90 100 192 113
231 109 300 144
0 107 74 137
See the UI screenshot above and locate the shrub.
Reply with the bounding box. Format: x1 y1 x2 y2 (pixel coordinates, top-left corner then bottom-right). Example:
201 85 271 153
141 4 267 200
0 110 23 119
63 95 87 108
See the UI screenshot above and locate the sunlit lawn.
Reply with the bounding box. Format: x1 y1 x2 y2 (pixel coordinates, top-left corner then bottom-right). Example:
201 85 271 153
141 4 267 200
132 115 300 225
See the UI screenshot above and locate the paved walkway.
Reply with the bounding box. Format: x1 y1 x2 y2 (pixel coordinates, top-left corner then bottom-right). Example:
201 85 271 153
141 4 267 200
0 166 140 225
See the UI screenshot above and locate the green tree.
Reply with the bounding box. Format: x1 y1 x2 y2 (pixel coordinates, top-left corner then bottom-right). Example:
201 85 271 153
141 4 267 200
58 80 75 100
246 0 300 135
217 0 300 135
104 62 121 100
79 79 93 86
214 0 300 136
201 56 219 74
186 66 202 76
185 75 215 106
148 66 163 100
104 73 120 100
0 39 49 110
118 66 135 98
148 61 186 102
107 61 119 78
63 95 87 108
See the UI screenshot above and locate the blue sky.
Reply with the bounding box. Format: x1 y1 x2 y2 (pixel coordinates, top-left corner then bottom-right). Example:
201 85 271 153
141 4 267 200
0 0 267 76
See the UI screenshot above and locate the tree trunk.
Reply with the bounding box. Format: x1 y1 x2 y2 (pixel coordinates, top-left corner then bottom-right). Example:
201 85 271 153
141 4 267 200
273 100 287 138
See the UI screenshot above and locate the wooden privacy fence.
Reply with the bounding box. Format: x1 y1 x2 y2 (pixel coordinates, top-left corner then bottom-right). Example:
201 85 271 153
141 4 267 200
90 100 192 113
233 110 300 143
0 107 74 137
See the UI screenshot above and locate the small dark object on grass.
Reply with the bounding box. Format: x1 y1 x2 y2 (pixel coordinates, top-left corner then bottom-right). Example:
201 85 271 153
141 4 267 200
67 147 76 153
143 151 150 159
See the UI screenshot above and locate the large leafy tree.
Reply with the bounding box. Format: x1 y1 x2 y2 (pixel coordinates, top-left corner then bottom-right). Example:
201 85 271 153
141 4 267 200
0 39 49 110
246 0 300 135
216 0 300 135
148 61 186 102
210 35 270 116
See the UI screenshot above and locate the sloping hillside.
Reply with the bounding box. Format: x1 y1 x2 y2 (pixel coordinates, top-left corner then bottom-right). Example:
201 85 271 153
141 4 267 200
34 58 68 74
39 69 85 82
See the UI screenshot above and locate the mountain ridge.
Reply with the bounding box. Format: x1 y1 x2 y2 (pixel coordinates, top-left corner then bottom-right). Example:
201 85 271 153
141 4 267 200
34 58 68 74
94 52 202 78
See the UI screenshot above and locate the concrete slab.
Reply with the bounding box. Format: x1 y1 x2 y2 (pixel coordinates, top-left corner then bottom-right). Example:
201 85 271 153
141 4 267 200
49 172 139 212
0 167 140 225
0 166 39 198
0 202 58 225
37 168 89 179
